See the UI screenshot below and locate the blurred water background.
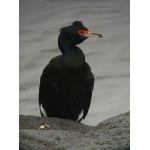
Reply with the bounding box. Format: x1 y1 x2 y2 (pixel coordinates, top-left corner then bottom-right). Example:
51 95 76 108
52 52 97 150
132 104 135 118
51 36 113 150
19 0 130 126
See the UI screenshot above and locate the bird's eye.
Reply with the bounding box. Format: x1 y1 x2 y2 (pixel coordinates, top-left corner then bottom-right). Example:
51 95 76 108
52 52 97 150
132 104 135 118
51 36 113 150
80 31 84 34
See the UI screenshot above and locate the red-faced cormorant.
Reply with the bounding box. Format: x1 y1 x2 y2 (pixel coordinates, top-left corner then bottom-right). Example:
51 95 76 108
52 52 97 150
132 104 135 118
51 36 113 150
39 21 103 122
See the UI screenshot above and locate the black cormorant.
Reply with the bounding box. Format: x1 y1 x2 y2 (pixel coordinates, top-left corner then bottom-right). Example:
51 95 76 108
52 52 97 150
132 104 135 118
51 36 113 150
39 21 102 122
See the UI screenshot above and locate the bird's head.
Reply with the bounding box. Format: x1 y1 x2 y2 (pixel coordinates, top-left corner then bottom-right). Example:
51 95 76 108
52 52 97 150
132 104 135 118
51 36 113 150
59 21 103 46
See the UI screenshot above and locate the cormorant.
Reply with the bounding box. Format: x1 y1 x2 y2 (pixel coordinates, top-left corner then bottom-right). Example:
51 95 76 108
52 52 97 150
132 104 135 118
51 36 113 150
39 21 102 122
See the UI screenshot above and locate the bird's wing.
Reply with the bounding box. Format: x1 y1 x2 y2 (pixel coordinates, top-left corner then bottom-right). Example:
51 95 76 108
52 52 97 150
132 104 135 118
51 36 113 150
39 59 57 106
39 63 49 106
39 56 64 116
83 64 94 120
39 55 62 103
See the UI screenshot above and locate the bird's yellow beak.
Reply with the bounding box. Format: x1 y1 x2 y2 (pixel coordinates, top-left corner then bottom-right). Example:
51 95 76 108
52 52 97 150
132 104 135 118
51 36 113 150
77 30 103 38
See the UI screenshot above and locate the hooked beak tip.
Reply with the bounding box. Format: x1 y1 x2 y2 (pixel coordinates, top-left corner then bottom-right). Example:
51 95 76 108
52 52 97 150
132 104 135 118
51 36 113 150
98 34 103 38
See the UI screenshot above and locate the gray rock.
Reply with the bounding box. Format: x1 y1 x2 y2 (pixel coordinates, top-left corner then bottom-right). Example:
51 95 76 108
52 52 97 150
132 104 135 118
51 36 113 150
20 115 92 133
19 112 130 150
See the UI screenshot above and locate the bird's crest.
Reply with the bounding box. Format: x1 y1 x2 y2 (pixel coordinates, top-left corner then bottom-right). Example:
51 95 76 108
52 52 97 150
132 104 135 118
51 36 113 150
72 21 83 26
59 21 84 32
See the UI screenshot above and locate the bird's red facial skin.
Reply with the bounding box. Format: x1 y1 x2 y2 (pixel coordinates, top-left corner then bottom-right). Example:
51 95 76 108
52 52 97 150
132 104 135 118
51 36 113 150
77 30 89 35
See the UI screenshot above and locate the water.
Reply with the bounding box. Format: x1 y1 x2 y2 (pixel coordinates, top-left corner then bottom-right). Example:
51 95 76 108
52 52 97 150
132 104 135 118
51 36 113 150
19 0 130 126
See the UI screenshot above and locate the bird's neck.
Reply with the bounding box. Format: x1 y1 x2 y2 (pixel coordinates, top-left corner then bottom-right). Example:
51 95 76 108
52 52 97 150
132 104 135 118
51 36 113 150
58 41 85 68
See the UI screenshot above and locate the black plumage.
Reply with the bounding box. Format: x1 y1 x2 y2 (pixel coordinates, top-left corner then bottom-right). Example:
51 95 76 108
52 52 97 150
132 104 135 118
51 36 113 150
39 21 102 122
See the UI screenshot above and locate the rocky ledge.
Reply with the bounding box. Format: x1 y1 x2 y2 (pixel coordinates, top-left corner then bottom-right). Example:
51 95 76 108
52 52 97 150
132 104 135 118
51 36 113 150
19 112 130 150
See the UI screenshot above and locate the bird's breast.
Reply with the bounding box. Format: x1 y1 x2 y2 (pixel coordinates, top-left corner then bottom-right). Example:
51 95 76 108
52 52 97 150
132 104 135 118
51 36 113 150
62 52 85 69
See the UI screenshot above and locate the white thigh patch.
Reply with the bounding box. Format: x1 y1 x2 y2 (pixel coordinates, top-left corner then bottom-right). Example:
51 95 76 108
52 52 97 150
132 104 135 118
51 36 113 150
40 104 47 117
77 110 83 121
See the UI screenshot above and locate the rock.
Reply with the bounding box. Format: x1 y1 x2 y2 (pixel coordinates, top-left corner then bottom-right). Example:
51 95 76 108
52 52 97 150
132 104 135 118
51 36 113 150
20 115 92 133
19 112 130 150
